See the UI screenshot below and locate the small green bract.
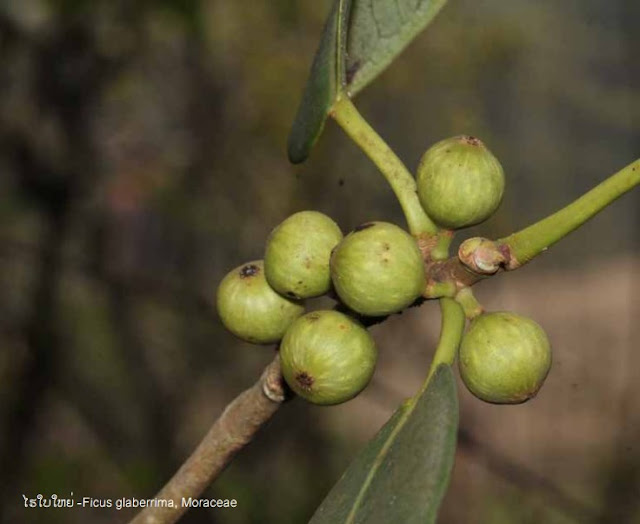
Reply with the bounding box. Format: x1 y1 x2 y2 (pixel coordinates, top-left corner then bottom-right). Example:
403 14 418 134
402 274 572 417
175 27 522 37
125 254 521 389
459 311 552 404
216 260 304 344
416 135 505 229
279 310 377 405
330 221 426 316
265 210 343 299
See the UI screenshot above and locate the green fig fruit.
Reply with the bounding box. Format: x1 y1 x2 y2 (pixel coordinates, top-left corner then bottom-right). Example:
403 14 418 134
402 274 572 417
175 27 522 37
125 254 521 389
265 211 343 299
416 135 505 229
459 311 552 404
216 260 304 344
330 221 426 316
279 310 377 405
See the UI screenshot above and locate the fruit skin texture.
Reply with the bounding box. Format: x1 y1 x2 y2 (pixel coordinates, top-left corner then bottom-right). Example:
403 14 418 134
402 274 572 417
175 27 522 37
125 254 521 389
265 211 343 299
330 221 426 316
459 311 552 404
416 135 505 229
216 260 304 344
279 310 377 405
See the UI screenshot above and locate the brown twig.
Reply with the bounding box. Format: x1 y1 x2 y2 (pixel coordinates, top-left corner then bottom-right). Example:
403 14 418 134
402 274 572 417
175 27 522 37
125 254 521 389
129 355 289 524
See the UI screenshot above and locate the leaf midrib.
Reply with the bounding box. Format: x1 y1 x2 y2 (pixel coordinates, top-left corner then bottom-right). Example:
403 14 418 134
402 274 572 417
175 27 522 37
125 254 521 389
335 0 352 92
344 397 416 523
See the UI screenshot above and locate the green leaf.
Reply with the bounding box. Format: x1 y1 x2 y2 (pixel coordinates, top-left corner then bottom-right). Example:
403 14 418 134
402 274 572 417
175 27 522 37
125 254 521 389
309 364 458 524
287 0 352 164
345 0 448 96
288 0 447 163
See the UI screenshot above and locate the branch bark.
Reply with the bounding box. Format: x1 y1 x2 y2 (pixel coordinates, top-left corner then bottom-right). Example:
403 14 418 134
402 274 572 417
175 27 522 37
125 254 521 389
129 355 289 524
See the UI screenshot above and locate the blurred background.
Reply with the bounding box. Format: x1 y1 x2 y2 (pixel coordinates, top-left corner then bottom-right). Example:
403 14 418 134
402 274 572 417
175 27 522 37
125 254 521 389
0 0 638 523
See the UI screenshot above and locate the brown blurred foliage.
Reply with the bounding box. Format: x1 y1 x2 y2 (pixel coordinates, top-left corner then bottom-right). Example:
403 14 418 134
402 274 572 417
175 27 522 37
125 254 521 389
0 0 638 523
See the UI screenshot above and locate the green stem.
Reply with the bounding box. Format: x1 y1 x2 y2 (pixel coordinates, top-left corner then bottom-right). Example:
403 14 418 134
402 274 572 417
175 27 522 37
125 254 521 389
454 287 484 320
500 159 640 267
431 230 454 261
423 298 465 388
330 96 438 236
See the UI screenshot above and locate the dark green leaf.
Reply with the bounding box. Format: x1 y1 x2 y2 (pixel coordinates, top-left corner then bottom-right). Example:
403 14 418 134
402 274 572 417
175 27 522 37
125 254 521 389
345 0 448 96
287 0 352 164
288 0 448 163
309 364 458 524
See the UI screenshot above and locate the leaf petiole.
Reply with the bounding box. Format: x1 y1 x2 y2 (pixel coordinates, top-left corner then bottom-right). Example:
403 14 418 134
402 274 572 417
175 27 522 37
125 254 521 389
424 298 466 387
330 95 438 237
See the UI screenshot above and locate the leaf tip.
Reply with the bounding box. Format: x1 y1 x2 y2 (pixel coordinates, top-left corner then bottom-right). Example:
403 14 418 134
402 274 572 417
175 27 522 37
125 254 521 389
286 131 310 164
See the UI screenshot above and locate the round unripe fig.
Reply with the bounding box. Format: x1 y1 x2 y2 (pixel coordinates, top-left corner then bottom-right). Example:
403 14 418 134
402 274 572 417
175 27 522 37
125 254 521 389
459 311 552 404
216 260 304 344
279 310 377 405
330 222 426 316
416 135 505 229
265 211 343 299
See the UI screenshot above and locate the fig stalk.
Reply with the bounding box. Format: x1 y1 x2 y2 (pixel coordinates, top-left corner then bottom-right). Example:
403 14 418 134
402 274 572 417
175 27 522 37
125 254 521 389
454 288 484 320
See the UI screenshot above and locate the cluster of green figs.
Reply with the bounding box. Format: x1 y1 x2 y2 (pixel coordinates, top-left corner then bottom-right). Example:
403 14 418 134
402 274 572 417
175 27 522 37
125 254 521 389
217 136 552 406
